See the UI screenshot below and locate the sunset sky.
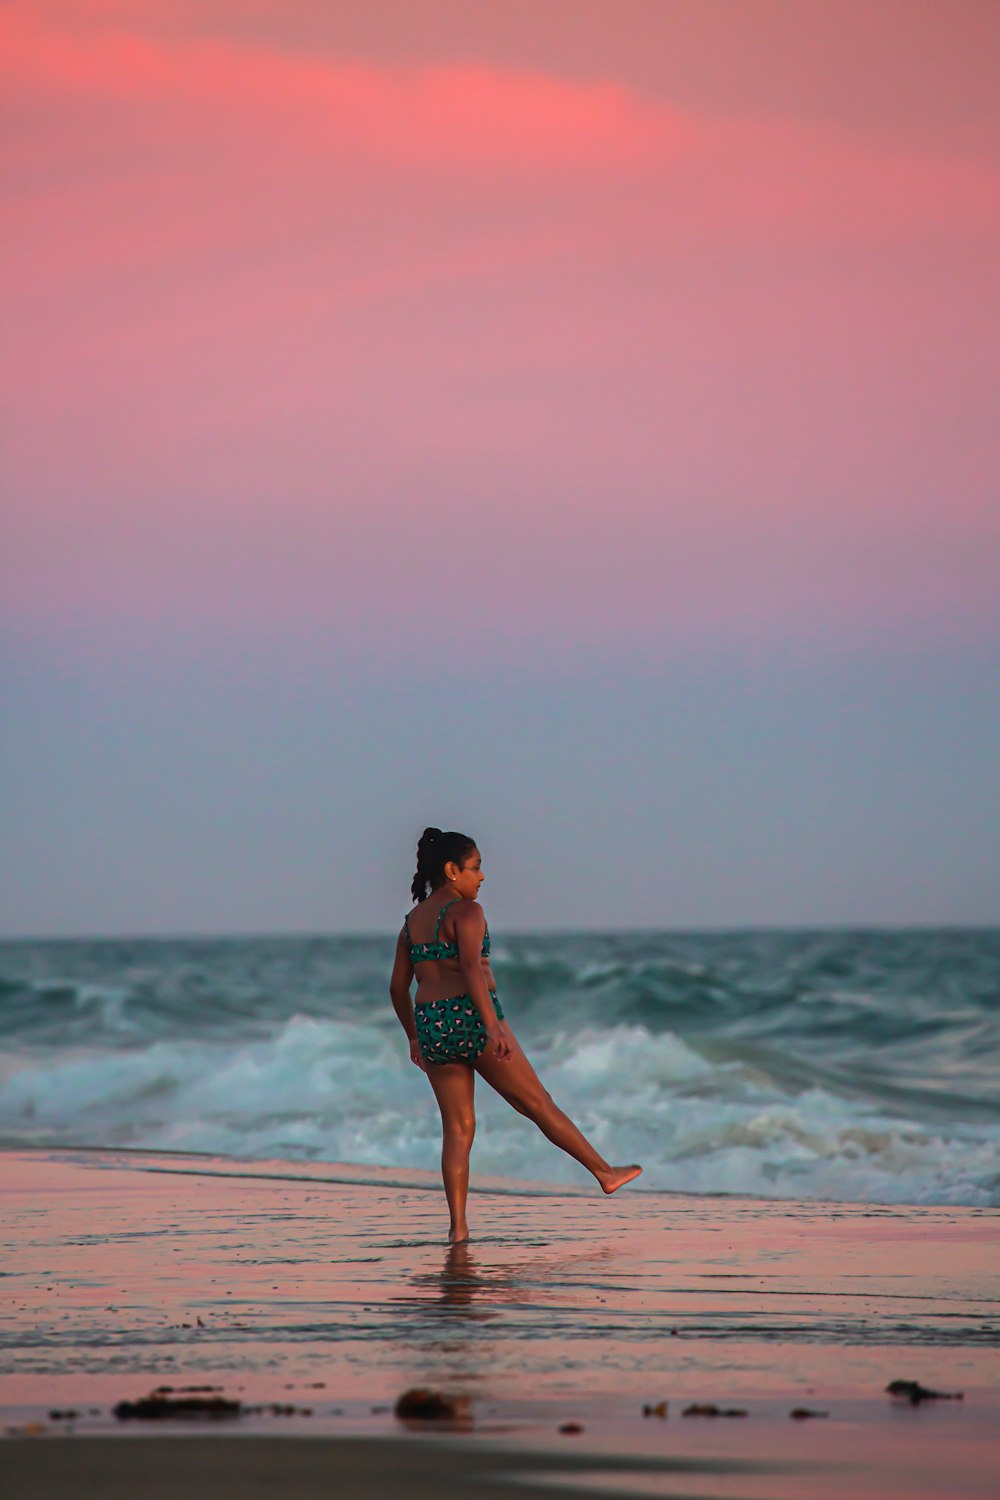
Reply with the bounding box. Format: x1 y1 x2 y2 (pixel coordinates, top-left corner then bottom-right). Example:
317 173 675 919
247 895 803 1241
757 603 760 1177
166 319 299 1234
2 0 998 935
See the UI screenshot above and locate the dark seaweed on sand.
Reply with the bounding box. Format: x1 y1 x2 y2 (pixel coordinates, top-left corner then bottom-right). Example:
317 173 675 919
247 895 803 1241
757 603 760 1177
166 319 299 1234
886 1380 963 1404
114 1393 241 1420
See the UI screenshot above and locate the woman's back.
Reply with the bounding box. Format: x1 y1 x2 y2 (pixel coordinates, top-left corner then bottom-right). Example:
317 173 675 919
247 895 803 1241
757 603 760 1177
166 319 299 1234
404 894 492 1005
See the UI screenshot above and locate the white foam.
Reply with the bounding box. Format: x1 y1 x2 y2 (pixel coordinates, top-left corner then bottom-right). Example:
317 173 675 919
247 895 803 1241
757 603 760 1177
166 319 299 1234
2 1014 998 1205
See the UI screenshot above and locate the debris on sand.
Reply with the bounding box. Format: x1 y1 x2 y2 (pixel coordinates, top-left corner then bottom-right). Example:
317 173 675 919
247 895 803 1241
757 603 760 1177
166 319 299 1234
558 1421 584 1434
886 1380 963 1405
114 1393 241 1420
682 1403 747 1418
790 1408 829 1419
151 1385 221 1395
642 1401 669 1418
394 1388 462 1421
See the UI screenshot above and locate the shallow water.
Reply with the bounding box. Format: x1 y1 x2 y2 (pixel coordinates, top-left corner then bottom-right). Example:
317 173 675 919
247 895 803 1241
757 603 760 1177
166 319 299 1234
2 1148 998 1406
1 928 998 1204
4 1148 999 1500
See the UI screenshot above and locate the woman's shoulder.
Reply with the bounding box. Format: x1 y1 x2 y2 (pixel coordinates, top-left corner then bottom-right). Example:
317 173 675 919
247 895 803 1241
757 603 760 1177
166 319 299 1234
452 899 486 927
401 899 423 932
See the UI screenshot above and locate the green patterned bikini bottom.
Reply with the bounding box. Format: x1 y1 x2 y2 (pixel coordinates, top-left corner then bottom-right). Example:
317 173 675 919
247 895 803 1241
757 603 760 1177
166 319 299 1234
414 990 504 1066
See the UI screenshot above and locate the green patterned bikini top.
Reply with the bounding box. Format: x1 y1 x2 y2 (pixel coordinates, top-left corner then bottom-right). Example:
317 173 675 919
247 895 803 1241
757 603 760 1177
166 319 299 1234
405 897 490 963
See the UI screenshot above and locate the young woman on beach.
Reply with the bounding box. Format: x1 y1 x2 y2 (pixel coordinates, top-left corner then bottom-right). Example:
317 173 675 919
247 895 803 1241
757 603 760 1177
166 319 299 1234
389 827 642 1242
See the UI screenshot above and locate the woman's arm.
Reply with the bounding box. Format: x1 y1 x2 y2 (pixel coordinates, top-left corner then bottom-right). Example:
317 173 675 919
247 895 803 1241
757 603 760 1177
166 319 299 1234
389 930 417 1042
454 902 511 1061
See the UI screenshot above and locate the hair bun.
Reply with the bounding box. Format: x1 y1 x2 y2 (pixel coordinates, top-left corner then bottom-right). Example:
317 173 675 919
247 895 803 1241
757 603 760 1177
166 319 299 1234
410 827 476 904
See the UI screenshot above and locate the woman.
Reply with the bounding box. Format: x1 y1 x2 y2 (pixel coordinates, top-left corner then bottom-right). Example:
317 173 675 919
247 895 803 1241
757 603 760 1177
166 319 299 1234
389 827 642 1242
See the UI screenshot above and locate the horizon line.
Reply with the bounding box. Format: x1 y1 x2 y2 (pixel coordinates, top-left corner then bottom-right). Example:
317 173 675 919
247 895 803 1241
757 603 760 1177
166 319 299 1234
1 920 997 944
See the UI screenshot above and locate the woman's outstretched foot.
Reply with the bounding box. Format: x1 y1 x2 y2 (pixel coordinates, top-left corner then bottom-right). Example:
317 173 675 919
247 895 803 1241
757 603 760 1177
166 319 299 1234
448 1223 470 1244
598 1164 643 1195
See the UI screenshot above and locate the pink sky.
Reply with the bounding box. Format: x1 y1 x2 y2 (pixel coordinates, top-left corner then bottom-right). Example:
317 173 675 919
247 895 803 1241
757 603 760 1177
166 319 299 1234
2 0 999 662
2 3 999 934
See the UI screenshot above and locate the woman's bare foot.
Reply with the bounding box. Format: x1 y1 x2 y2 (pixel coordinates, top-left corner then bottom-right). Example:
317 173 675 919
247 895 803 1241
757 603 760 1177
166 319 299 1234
448 1223 470 1244
598 1164 643 1195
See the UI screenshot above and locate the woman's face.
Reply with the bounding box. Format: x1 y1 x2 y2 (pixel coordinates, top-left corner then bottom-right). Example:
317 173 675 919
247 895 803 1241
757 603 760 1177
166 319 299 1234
447 847 484 900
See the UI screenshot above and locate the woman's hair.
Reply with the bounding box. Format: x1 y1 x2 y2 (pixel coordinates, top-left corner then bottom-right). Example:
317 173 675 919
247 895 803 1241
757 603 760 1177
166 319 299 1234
411 827 477 903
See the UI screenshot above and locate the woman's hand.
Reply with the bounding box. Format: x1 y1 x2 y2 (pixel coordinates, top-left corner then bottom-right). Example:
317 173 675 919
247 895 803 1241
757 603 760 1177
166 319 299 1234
486 1025 511 1062
409 1037 426 1070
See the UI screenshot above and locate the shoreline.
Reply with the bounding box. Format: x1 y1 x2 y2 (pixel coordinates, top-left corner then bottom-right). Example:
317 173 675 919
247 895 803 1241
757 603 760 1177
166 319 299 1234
3 1145 999 1496
5 1136 996 1208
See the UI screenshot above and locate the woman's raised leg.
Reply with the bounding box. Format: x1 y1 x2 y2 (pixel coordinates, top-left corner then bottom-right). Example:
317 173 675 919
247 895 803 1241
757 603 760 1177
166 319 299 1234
475 1028 641 1193
424 1061 477 1241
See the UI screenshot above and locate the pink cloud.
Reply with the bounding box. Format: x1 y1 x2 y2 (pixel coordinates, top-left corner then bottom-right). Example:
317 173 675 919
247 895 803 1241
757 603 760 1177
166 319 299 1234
2 5 690 174
2 2 998 659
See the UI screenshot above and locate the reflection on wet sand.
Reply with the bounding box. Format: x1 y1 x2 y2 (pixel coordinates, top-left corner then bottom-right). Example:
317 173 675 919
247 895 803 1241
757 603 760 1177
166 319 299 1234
424 1241 496 1317
3 1148 998 1420
391 1238 620 1391
399 1236 619 1317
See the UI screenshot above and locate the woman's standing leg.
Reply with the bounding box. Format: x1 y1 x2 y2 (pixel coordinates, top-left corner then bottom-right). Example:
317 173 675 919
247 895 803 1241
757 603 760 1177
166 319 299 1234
475 1029 641 1193
424 1062 477 1242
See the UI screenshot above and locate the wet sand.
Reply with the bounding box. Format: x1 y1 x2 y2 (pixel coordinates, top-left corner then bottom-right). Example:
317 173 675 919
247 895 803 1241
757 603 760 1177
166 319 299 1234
2 1146 998 1497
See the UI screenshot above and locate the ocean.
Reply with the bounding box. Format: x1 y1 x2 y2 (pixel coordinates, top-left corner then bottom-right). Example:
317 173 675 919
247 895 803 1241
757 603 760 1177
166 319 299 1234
1 928 997 1206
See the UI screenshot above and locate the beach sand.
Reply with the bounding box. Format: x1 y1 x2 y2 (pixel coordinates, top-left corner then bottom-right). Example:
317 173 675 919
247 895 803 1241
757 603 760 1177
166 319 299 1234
2 1146 998 1497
